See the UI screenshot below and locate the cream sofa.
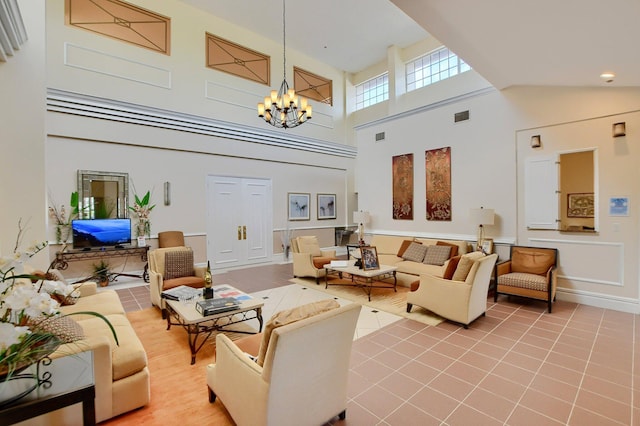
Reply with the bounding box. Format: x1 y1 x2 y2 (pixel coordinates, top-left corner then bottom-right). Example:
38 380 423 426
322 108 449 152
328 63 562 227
28 281 150 424
368 235 472 286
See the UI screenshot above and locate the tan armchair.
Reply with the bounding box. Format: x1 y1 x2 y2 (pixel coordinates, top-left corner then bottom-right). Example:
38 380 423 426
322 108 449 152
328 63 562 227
207 301 361 426
407 253 498 328
494 246 558 312
291 236 336 284
148 247 206 318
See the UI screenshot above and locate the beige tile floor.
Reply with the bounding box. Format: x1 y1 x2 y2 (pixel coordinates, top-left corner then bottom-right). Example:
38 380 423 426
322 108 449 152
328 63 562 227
108 263 639 425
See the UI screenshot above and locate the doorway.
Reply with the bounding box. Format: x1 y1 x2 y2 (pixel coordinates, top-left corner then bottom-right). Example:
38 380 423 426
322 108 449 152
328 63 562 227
206 175 272 270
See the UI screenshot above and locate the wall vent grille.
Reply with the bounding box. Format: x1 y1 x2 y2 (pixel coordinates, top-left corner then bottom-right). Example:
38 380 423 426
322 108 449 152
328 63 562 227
375 132 386 141
454 110 470 122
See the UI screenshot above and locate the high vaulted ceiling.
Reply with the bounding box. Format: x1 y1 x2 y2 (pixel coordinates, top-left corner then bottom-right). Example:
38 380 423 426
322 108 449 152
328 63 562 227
180 0 640 89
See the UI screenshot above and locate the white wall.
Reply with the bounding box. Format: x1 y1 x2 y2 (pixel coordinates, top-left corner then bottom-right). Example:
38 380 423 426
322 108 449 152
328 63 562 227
354 84 640 312
0 1 48 269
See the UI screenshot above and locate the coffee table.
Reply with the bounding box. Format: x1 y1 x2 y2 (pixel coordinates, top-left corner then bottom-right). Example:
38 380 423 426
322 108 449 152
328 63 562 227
165 284 264 364
324 262 397 301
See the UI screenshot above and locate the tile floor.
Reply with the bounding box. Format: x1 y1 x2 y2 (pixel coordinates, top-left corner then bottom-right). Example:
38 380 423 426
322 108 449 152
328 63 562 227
108 263 639 425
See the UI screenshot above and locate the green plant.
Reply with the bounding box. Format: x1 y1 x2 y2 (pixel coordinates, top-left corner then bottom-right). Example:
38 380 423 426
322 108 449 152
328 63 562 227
92 260 111 285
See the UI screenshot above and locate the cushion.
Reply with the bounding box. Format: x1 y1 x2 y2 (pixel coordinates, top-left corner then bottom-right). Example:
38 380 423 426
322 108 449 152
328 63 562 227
396 240 416 257
256 299 339 366
511 248 556 275
436 241 459 258
443 255 462 279
498 272 548 292
423 245 452 266
410 280 420 292
163 276 205 290
312 256 333 269
164 250 195 280
402 242 428 262
451 251 486 281
296 236 322 257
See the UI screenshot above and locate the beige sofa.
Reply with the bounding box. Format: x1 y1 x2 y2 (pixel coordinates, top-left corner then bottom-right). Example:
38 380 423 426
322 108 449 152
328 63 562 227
368 235 472 286
32 282 150 424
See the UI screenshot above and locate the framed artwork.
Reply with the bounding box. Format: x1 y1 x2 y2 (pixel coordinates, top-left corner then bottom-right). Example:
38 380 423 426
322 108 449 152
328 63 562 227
317 193 336 220
609 197 629 216
360 246 380 270
567 193 594 218
481 238 494 254
288 193 310 221
392 154 414 220
425 147 452 221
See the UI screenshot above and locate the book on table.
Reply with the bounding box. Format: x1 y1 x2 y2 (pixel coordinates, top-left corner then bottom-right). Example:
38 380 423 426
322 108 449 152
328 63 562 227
195 297 240 316
161 285 202 301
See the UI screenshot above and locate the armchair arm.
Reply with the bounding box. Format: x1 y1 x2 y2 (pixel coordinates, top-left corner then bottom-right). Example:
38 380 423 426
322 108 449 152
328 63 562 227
292 252 321 276
208 334 268 426
320 249 336 258
194 265 207 278
495 260 512 277
149 269 164 308
73 281 97 297
409 274 473 325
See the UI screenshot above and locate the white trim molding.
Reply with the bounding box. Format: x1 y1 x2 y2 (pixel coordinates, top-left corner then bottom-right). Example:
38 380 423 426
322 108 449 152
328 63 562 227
46 88 357 159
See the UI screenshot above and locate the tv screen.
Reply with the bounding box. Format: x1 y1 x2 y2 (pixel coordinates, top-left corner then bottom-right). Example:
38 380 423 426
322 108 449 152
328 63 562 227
72 219 131 249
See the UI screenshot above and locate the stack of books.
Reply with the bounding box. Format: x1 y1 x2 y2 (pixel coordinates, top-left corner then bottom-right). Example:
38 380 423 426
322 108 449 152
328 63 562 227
195 297 240 316
161 285 202 301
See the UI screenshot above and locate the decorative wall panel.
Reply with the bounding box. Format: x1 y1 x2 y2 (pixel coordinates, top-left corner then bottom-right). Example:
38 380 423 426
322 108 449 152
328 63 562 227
206 33 270 86
392 154 413 220
293 67 332 105
425 147 451 221
65 0 171 55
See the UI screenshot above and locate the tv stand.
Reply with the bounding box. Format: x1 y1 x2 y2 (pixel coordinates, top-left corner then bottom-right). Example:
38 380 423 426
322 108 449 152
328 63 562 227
50 246 150 283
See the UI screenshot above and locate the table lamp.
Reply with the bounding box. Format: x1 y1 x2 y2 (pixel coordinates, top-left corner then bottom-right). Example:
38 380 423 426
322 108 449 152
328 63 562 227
353 211 370 245
469 207 494 251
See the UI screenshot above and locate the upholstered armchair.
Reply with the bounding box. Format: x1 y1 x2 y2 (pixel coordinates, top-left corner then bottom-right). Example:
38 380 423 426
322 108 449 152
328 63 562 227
158 230 185 248
494 246 558 312
291 236 337 283
148 247 206 317
207 300 361 426
407 253 498 328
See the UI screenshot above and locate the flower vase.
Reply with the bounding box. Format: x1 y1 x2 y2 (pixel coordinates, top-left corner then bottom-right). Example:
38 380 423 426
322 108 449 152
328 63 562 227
55 225 71 245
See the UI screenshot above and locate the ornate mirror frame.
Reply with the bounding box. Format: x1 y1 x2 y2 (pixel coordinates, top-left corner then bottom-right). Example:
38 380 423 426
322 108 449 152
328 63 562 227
77 170 129 219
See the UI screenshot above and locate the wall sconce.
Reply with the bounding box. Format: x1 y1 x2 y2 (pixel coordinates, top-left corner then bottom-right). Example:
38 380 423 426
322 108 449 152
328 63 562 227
613 122 626 138
164 181 171 206
530 135 542 148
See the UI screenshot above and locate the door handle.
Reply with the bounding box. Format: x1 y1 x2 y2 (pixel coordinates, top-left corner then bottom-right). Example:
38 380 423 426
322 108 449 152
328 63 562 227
243 226 247 240
237 226 242 240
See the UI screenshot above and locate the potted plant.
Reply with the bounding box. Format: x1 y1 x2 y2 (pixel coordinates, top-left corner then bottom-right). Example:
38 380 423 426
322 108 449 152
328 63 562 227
93 260 111 287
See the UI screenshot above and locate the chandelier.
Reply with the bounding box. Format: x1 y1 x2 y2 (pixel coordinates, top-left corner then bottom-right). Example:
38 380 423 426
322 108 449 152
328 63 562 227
257 0 311 129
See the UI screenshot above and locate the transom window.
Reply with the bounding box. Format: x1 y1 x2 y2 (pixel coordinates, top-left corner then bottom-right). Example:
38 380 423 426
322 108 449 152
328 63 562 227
406 47 471 91
355 73 389 111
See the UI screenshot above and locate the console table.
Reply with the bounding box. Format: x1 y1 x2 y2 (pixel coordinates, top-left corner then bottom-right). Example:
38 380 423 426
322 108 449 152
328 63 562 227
50 246 150 283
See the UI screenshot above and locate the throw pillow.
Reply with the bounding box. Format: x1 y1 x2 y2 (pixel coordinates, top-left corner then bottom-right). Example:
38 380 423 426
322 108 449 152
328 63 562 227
164 250 195 280
402 242 428 263
451 251 486 281
443 255 462 279
423 245 452 266
436 241 459 258
256 299 339 366
396 240 416 257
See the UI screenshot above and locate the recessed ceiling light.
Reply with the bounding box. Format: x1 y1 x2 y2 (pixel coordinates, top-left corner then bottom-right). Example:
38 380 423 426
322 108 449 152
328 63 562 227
600 72 615 83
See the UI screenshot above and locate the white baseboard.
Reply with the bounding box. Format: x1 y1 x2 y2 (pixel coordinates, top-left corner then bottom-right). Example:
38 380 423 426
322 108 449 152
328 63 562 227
556 288 640 314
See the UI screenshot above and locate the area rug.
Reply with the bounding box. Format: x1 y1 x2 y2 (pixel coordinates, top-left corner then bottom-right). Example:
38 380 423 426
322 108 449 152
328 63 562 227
290 277 443 327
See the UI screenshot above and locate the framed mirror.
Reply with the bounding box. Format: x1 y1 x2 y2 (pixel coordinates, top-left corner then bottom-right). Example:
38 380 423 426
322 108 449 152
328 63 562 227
77 170 129 219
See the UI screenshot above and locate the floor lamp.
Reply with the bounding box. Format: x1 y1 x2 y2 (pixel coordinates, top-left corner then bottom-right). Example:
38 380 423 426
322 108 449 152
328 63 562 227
469 207 494 251
353 211 370 246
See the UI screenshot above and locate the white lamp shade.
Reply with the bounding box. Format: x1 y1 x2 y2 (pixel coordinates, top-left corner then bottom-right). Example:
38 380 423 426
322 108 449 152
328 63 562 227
353 211 370 224
469 208 495 226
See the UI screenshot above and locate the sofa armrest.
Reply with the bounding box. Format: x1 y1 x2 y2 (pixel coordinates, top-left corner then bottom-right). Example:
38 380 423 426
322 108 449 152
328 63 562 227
73 281 97 297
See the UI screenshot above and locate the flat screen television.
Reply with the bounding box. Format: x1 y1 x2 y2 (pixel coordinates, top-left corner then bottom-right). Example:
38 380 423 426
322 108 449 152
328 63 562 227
72 219 131 249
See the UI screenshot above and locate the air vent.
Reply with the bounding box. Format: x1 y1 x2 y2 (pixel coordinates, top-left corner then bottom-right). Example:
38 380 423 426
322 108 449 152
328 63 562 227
375 132 386 141
454 110 469 122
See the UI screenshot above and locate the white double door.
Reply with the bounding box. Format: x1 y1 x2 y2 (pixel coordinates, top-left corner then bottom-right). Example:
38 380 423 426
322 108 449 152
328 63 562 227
206 175 272 270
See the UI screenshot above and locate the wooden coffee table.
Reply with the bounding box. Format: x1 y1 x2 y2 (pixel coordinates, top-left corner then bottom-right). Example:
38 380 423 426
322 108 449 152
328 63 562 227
165 284 264 364
324 263 397 301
